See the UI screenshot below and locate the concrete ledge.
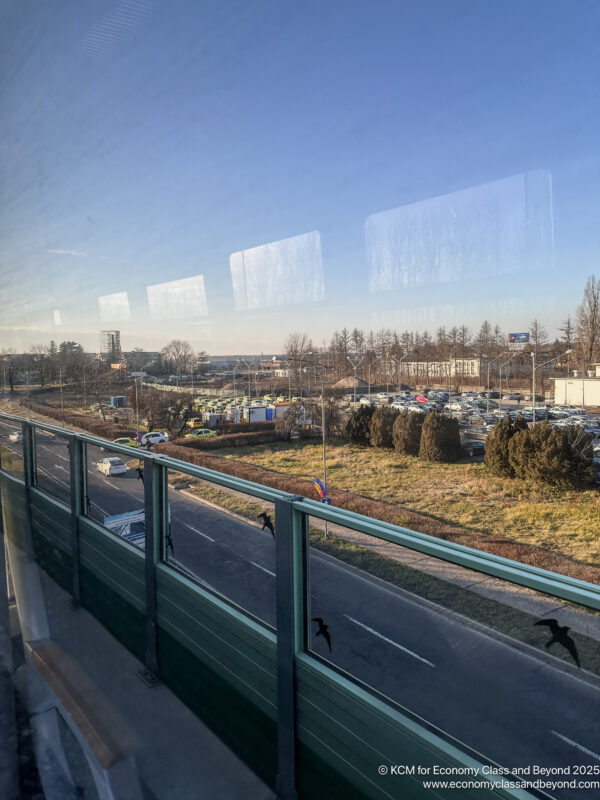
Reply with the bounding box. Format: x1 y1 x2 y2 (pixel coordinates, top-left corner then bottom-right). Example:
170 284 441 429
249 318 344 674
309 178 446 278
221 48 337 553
32 642 140 769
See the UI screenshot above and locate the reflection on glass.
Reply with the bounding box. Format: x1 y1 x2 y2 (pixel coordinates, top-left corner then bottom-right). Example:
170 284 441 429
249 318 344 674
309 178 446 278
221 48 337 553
230 230 324 311
366 170 553 292
98 291 131 322
146 275 208 320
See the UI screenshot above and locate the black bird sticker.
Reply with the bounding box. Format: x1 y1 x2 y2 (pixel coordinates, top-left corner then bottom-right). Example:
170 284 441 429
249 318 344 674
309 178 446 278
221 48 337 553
312 617 332 652
258 512 275 538
534 619 580 668
136 466 144 484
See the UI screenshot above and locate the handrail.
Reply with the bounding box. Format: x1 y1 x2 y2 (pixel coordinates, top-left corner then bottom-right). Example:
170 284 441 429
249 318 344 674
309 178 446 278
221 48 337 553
3 408 600 612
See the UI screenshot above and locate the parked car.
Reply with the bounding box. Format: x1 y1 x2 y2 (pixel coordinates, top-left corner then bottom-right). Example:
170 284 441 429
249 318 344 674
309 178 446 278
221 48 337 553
97 457 127 476
111 437 139 448
141 431 169 446
184 429 217 439
8 431 23 443
463 440 485 457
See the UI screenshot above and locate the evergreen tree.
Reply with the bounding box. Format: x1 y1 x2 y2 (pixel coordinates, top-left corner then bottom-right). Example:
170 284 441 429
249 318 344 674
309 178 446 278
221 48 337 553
418 412 462 462
392 411 424 455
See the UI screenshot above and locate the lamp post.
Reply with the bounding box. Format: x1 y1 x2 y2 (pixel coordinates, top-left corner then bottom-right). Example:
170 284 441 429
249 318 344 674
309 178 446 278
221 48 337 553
482 354 504 414
347 355 364 404
532 349 572 425
388 353 408 397
59 367 65 427
304 353 329 536
447 346 459 397
498 352 518 412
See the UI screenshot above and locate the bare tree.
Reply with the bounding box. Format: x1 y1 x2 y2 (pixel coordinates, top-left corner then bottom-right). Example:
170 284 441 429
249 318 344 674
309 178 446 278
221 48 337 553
529 319 549 357
576 276 600 370
161 340 195 376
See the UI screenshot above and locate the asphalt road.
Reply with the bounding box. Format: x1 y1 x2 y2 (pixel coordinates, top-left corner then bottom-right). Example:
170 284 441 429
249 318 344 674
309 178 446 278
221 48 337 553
1 417 600 799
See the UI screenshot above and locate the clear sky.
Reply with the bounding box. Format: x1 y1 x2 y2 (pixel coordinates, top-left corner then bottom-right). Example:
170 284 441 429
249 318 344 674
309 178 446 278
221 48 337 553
1 0 599 354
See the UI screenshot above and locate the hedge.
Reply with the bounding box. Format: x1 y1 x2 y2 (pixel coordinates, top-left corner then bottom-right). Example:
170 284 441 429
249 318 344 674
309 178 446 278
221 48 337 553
218 421 276 434
22 400 136 440
173 430 283 450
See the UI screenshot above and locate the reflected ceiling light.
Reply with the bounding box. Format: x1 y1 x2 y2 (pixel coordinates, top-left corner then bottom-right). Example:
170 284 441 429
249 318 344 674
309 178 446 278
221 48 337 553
365 170 553 293
146 274 208 320
230 230 324 311
53 309 63 326
98 291 131 322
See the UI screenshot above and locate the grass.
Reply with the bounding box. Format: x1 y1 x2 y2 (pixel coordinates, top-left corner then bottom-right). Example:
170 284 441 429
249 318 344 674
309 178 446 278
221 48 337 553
166 469 600 676
215 441 600 567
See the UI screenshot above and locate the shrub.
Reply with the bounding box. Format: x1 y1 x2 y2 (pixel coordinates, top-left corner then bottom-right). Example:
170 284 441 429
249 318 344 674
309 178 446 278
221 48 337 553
484 415 528 477
508 421 594 487
369 407 399 448
392 411 424 456
345 405 376 445
418 412 462 462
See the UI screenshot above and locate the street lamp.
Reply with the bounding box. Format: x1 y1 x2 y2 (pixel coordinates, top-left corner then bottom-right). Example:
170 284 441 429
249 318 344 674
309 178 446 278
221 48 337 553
481 354 505 414
59 367 65 427
447 346 459 397
389 353 408 395
347 355 364 404
531 349 572 425
304 352 329 536
498 352 518 411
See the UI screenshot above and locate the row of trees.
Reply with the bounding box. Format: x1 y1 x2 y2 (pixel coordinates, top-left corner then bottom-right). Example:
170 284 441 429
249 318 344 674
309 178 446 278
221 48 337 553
346 405 595 486
0 339 209 394
284 275 600 391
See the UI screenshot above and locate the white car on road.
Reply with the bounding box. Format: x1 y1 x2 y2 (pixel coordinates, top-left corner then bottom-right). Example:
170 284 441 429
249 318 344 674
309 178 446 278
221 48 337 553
141 431 169 446
97 457 127 476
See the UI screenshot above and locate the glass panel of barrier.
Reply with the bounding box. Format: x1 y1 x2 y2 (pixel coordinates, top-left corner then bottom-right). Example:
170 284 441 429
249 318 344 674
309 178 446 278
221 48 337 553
307 515 600 798
166 468 277 629
0 437 24 480
34 428 71 505
85 443 146 550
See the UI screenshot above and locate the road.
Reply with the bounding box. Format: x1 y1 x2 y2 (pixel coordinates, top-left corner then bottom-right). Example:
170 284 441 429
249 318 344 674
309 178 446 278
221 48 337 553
1 416 599 799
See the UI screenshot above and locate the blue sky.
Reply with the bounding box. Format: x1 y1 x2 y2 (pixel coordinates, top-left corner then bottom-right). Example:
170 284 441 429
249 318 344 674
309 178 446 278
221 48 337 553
1 0 599 353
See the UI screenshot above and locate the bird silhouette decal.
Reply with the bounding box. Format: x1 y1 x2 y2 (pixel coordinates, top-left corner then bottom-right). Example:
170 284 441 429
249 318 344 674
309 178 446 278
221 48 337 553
534 619 580 668
258 512 275 538
312 617 332 652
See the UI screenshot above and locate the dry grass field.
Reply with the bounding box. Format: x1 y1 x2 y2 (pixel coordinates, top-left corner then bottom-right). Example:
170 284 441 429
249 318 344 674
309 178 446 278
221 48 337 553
218 440 600 567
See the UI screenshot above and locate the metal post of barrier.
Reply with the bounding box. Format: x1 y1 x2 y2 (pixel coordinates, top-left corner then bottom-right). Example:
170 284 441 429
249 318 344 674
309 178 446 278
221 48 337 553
22 421 35 516
275 495 307 800
68 436 85 609
140 456 165 687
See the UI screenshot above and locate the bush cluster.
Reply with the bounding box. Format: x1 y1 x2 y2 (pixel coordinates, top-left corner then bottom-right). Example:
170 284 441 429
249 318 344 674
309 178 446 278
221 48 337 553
508 422 594 488
345 405 376 445
392 411 424 456
418 412 462 462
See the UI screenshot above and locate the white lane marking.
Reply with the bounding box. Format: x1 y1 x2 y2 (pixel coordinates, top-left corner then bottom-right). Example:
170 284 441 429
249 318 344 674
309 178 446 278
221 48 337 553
181 523 215 543
55 465 68 472
250 560 275 577
321 553 600 693
344 614 436 668
105 481 127 493
38 444 68 461
551 731 600 761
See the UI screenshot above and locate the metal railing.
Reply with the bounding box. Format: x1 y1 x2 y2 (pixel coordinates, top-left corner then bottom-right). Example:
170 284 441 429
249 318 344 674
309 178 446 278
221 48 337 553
3 409 599 799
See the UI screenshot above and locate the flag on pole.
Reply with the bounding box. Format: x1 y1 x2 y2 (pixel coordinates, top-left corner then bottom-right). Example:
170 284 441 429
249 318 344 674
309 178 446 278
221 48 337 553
312 476 328 499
